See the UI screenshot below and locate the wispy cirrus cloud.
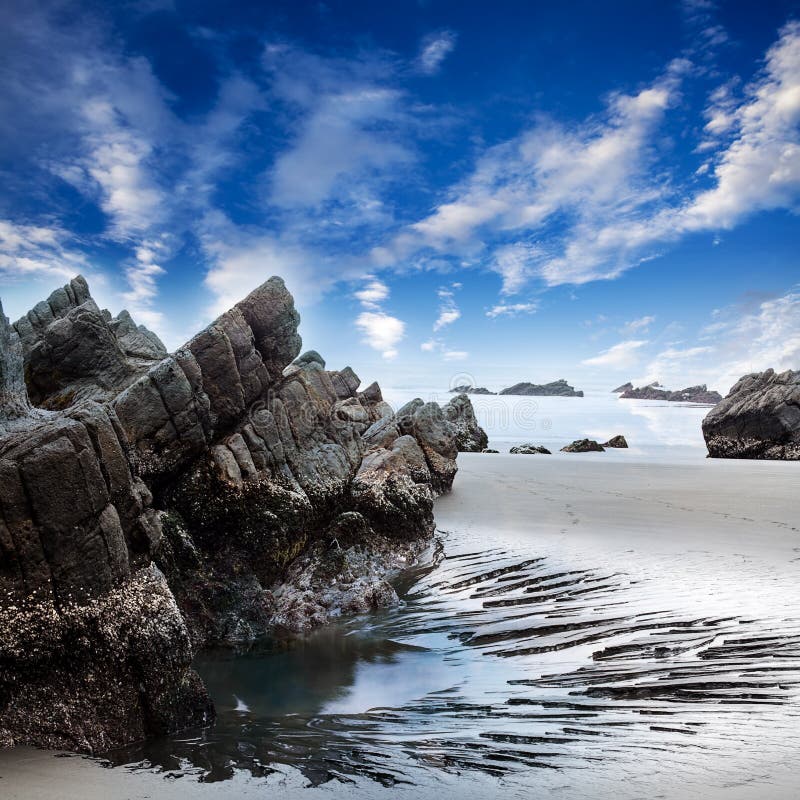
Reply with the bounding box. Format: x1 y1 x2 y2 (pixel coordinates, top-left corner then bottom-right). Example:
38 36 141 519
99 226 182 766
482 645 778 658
486 301 539 318
582 339 649 369
416 31 457 75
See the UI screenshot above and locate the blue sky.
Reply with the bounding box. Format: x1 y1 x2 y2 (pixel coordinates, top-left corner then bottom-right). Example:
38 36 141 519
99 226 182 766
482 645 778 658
1 0 799 393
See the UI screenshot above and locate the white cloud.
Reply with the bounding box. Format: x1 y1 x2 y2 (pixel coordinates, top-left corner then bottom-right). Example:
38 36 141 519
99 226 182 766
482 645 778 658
683 22 800 230
443 349 468 361
379 59 688 292
486 301 539 318
417 31 457 75
354 278 390 308
623 315 656 333
701 288 800 391
433 285 461 330
264 45 414 211
582 339 649 369
355 310 406 359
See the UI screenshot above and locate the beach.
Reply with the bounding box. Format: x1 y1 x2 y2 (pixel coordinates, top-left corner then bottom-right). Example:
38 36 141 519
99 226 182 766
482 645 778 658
3 420 799 799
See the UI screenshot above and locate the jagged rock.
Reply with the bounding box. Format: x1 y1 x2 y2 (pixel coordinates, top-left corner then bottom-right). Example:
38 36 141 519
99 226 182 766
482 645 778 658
602 435 628 448
561 438 604 453
481 448 499 453
510 444 551 454
500 379 584 397
702 368 800 459
0 301 33 427
108 310 167 360
11 276 167 409
443 393 489 452
612 382 633 393
620 383 722 404
449 384 496 395
1 274 461 752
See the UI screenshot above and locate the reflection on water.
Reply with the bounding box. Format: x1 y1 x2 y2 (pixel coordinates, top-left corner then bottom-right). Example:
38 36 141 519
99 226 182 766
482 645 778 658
104 530 800 794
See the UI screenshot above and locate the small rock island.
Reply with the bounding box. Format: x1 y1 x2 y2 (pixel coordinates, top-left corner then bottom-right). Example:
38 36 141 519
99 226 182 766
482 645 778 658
499 379 584 397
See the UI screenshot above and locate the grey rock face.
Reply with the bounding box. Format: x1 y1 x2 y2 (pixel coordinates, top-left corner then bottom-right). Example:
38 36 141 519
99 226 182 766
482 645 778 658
11 276 166 408
560 438 605 453
510 444 551 454
0 301 32 427
500 379 584 397
702 368 800 459
602 435 628 448
612 382 633 393
1 274 461 750
443 393 489 452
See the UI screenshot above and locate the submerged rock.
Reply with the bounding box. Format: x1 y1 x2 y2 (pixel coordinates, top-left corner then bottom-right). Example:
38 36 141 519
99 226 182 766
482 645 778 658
561 438 605 453
702 368 800 460
443 393 489 452
499 379 583 397
602 435 628 448
509 444 551 454
0 274 460 752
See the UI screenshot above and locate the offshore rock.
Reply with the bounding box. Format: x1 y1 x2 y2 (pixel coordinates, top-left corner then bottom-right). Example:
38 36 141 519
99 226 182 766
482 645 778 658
500 379 584 397
561 438 605 453
602 435 628 448
510 444 551 454
620 382 722 404
449 384 496 395
702 368 800 460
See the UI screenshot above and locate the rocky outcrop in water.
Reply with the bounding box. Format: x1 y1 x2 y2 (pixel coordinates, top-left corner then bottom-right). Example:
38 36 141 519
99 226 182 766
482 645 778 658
612 382 633 393
443 393 489 452
0 275 459 752
602 435 628 448
561 439 604 453
702 369 800 460
449 384 496 395
500 379 583 397
510 444 551 454
620 383 722 404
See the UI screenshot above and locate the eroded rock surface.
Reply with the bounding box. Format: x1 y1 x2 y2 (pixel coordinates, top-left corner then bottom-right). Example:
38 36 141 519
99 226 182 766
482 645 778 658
561 439 604 453
0 275 459 752
702 368 800 459
443 393 489 452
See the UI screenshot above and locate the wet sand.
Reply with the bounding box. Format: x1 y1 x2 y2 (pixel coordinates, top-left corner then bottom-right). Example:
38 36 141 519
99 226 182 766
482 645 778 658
2 451 799 798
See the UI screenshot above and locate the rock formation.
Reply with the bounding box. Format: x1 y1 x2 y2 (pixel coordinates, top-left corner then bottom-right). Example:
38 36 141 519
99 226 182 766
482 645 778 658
612 382 633 393
443 393 489 452
449 384 496 395
602 435 628 448
619 382 722 404
509 444 551 454
561 439 604 453
0 275 460 752
499 379 584 397
702 369 800 460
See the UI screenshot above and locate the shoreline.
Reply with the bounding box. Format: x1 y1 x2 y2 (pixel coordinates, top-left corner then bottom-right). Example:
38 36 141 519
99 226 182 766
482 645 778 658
2 450 799 798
